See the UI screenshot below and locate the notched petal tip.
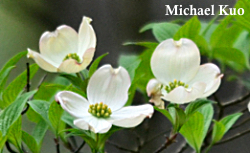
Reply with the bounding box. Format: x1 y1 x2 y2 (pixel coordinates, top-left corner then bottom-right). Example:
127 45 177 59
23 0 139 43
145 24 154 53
83 16 93 23
27 48 34 58
173 38 182 47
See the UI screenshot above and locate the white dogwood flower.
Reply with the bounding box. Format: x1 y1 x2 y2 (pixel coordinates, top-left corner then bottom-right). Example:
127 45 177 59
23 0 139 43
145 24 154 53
56 64 154 133
27 16 96 73
147 38 223 104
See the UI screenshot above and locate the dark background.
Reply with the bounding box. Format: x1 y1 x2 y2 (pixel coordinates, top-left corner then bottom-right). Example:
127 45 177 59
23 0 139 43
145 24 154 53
1 0 250 153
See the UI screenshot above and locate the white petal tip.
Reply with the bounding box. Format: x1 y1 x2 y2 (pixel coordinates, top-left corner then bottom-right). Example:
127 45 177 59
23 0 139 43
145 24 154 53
27 49 34 58
173 39 182 47
83 16 93 23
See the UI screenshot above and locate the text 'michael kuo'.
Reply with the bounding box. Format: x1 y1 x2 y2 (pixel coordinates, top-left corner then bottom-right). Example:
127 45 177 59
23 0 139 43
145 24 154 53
165 5 244 16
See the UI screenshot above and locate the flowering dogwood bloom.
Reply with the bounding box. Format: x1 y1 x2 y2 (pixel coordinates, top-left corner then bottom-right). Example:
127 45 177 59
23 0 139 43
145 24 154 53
56 65 154 133
147 38 223 105
27 16 96 73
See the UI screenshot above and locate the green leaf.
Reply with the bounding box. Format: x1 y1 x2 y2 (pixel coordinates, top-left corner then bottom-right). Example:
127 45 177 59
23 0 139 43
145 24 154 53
154 106 173 124
48 102 65 136
139 23 156 33
59 74 84 89
28 100 50 124
174 16 200 40
234 0 250 31
1 64 39 109
123 42 158 50
152 22 181 42
118 55 141 82
0 132 7 151
89 53 108 77
211 113 242 144
220 113 242 132
168 106 186 132
185 99 214 117
210 15 243 48
211 120 226 144
212 47 249 69
180 112 204 153
181 104 213 153
200 20 218 42
22 131 39 153
0 91 36 136
0 66 15 92
61 112 76 128
135 49 155 93
233 30 250 71
32 119 49 145
140 22 180 42
198 104 214 141
8 117 22 152
0 51 26 79
64 129 96 149
174 16 209 55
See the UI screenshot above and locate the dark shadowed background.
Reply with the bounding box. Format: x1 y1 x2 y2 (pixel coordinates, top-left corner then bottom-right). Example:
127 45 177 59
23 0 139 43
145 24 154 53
1 0 250 153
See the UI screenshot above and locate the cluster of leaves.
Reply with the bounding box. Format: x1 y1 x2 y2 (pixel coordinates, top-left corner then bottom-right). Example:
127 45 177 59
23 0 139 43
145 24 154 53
0 0 250 153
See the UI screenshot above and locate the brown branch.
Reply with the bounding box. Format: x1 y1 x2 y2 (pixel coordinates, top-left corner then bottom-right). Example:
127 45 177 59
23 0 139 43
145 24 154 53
222 92 250 107
154 133 178 153
5 141 17 153
54 138 60 153
21 63 30 115
213 94 224 120
176 141 188 153
106 140 137 153
73 141 85 153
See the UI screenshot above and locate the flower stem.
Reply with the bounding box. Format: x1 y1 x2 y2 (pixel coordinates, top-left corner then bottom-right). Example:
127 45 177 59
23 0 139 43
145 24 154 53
76 72 82 80
54 138 60 153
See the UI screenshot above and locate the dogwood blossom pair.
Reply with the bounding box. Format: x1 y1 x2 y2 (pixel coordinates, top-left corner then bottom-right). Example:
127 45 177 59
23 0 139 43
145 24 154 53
147 38 223 106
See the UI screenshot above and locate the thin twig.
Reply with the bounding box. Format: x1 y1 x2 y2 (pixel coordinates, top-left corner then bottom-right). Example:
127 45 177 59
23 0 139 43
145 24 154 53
176 141 188 153
54 138 60 153
213 94 224 120
21 63 30 115
154 133 178 153
106 140 137 153
74 141 86 153
29 73 47 100
143 129 171 146
5 141 17 153
222 92 250 107
26 63 30 92
215 129 250 145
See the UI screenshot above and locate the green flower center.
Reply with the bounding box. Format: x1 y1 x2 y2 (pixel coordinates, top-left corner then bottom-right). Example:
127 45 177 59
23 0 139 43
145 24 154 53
88 102 112 118
63 53 81 63
165 79 189 93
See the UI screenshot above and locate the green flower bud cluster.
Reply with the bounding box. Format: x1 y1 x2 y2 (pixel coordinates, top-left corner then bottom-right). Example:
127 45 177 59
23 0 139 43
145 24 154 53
88 102 112 118
63 53 81 63
165 79 189 93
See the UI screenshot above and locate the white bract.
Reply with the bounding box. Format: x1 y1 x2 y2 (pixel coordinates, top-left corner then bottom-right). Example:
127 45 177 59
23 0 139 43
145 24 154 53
27 16 96 73
248 102 250 112
56 64 154 133
147 38 223 105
